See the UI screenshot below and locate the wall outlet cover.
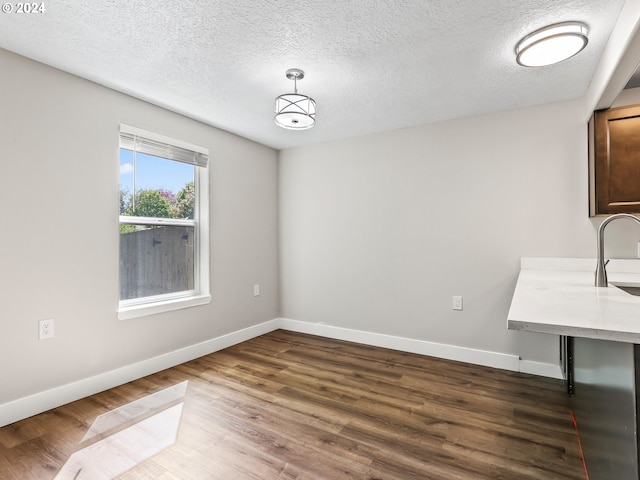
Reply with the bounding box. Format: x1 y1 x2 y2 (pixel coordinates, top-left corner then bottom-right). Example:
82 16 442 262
39 319 54 339
452 296 463 311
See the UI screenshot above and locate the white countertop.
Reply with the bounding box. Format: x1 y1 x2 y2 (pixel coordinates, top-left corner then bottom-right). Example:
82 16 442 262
508 258 640 343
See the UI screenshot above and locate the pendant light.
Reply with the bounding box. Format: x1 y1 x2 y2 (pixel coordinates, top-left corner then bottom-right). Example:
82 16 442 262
516 22 589 67
274 68 316 130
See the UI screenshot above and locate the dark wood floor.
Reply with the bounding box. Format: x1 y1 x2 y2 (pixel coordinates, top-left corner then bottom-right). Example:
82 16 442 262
0 330 585 479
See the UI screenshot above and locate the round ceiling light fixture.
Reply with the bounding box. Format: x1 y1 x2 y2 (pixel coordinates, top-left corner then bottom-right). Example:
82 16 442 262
274 68 316 130
516 21 589 67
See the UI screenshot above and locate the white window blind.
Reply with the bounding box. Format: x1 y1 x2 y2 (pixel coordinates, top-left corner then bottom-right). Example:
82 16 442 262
119 124 208 168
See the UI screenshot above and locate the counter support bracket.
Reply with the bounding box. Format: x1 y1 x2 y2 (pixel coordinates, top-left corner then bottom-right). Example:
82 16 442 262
561 335 574 395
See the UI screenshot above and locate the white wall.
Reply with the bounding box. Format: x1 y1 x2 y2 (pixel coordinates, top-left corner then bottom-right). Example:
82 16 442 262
279 97 640 366
0 49 279 406
612 86 640 106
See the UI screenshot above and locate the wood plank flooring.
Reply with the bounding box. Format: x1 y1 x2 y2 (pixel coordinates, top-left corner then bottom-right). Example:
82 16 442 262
0 330 585 479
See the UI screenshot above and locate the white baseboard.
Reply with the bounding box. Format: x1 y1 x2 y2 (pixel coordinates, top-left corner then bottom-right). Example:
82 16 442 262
0 319 280 428
0 317 561 427
278 318 562 379
519 359 563 379
278 318 522 370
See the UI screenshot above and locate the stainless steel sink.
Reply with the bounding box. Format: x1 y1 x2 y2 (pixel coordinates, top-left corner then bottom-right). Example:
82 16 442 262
611 283 640 296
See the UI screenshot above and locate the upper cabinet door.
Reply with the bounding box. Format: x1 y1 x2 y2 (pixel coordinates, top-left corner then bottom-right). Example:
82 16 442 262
590 104 640 216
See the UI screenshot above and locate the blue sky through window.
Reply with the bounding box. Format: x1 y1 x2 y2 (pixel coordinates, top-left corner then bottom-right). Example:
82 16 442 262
120 149 194 195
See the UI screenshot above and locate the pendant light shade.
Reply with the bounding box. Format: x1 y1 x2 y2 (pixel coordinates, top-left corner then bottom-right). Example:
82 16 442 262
275 69 316 130
516 22 589 67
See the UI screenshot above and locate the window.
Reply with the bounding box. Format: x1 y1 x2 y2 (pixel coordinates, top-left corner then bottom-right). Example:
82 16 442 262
118 124 210 319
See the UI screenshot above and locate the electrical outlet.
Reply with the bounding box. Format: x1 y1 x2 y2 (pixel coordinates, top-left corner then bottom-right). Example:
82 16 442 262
39 319 54 339
452 296 463 311
253 284 260 296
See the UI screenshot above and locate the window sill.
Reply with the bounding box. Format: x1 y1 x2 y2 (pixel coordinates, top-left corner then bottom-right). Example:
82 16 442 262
117 294 211 320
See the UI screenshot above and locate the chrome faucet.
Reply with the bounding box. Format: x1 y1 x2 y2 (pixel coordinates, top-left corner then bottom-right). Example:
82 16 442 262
595 213 640 287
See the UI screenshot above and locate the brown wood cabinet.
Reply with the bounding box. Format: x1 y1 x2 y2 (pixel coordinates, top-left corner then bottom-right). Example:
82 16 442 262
590 104 640 216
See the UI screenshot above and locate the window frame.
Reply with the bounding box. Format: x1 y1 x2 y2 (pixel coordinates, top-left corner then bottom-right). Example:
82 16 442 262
117 124 210 320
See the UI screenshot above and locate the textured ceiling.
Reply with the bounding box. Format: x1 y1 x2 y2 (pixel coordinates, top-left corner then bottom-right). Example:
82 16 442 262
0 0 628 150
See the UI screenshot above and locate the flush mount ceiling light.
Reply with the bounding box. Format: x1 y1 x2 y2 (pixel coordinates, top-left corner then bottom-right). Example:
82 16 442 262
516 21 589 67
274 68 316 130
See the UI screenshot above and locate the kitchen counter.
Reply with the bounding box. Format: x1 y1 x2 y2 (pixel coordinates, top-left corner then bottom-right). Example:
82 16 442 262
509 258 640 479
508 257 640 343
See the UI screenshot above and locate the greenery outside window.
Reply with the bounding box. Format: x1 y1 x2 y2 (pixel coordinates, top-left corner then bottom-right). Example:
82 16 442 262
118 124 210 319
